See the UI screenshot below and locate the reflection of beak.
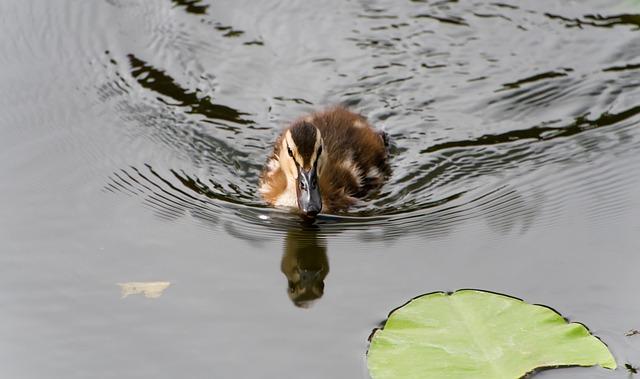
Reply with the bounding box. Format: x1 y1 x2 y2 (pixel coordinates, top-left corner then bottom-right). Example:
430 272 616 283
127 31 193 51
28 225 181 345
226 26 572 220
296 167 322 218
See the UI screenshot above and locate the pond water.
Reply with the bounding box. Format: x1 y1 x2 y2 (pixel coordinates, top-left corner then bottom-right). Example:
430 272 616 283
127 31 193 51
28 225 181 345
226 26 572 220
1 0 639 377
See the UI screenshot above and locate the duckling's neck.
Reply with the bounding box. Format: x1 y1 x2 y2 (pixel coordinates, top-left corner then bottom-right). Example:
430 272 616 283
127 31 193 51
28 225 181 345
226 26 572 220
273 150 300 208
274 176 298 207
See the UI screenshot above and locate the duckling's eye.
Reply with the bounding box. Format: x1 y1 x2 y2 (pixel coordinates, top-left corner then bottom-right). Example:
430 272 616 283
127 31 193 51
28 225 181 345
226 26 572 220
299 181 307 190
314 146 323 168
287 146 294 158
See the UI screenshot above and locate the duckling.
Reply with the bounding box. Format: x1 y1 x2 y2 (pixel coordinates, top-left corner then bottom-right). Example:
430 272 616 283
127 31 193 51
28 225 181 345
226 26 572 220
259 106 389 217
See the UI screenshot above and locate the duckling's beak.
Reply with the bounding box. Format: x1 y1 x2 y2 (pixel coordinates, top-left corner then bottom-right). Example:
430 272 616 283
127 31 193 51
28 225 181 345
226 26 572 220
296 167 322 218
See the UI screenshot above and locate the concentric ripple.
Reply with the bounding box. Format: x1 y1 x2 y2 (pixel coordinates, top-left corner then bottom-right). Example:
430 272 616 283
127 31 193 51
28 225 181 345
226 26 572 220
94 0 640 243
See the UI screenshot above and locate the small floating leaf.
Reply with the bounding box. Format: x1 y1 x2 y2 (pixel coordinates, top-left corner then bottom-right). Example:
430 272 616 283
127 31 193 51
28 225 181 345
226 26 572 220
118 282 171 299
626 329 640 337
367 290 616 379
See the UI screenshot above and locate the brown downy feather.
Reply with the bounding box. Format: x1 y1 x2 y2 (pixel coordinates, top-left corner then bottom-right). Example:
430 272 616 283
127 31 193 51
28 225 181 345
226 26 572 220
259 106 390 213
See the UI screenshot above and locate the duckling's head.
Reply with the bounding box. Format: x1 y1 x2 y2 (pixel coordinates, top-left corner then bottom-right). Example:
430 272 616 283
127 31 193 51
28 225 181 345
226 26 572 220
280 121 324 218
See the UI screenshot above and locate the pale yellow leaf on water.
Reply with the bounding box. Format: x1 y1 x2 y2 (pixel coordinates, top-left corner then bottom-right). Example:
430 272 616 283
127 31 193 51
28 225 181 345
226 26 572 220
117 282 171 299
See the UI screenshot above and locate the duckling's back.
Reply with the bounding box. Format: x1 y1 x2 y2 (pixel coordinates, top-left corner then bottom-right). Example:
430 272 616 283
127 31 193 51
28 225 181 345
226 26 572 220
309 107 390 211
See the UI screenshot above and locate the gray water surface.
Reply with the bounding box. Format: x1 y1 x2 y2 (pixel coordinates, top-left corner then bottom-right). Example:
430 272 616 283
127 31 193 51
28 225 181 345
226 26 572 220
1 0 639 378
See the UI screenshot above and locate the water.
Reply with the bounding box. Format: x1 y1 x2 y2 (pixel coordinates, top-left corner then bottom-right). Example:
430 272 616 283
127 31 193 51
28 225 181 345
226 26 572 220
1 0 639 377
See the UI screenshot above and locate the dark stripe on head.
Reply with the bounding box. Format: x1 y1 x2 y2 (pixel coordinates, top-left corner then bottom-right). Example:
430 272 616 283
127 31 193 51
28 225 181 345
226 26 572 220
290 122 318 166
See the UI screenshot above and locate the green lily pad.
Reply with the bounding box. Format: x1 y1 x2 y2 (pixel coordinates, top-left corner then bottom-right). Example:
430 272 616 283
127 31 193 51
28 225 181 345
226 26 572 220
367 290 616 379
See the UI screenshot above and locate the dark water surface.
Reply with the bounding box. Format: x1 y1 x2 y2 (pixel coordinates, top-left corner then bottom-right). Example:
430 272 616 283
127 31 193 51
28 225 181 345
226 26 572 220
1 0 640 377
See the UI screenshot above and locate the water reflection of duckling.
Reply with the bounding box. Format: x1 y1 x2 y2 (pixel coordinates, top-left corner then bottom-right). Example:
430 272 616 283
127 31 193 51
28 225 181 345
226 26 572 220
259 106 390 217
281 228 328 308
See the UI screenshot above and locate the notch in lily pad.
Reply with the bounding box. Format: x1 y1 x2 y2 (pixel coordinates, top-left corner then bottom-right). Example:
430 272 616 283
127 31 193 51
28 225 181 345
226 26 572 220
367 289 616 379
